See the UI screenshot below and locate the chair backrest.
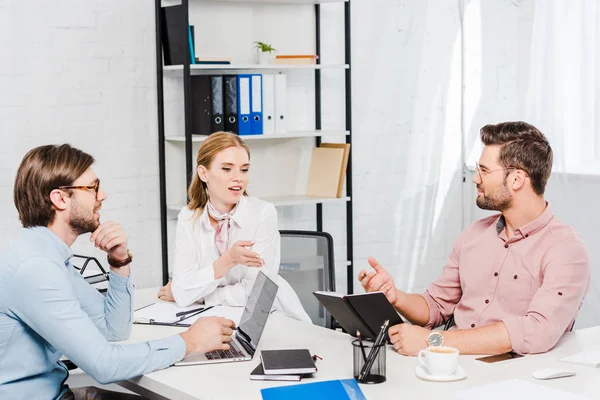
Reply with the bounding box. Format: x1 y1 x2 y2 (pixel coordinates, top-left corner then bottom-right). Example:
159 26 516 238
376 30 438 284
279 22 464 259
72 254 109 294
278 230 335 328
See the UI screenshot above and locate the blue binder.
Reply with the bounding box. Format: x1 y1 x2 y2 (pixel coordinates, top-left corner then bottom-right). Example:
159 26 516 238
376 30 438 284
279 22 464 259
188 25 195 64
250 74 263 135
260 379 367 400
237 75 252 135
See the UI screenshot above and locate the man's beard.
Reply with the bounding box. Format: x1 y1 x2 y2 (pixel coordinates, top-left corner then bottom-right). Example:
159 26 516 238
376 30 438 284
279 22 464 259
69 199 99 235
476 179 513 211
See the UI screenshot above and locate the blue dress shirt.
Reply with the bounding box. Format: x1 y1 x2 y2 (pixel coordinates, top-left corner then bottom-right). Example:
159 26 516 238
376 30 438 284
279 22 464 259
0 227 186 399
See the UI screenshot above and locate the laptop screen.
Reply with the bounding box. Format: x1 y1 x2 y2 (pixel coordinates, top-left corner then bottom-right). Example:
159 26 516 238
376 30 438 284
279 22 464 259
237 271 278 351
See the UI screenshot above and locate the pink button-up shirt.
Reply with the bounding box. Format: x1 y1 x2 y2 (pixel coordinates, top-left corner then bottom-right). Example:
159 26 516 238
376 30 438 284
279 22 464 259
422 204 590 354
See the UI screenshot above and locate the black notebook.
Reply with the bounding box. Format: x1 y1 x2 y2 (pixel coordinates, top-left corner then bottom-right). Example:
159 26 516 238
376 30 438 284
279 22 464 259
249 363 302 382
313 291 403 340
260 349 317 375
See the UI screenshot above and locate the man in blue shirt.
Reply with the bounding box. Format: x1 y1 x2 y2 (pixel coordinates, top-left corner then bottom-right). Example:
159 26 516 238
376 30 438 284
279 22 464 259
0 144 235 399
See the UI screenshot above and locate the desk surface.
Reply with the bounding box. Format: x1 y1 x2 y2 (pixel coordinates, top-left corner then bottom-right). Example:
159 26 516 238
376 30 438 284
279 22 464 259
121 288 600 400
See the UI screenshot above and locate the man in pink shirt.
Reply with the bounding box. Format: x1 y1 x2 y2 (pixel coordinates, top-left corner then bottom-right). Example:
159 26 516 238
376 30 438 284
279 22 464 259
359 122 590 355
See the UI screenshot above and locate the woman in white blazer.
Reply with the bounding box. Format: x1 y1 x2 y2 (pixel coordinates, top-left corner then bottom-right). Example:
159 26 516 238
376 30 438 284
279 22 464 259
157 132 310 322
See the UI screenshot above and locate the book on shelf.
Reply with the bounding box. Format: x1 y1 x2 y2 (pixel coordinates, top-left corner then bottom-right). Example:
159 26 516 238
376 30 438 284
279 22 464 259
273 54 319 65
319 143 350 198
195 57 232 65
305 143 350 198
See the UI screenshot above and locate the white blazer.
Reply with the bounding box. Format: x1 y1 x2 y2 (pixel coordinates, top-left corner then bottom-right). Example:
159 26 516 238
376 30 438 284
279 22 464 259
171 195 310 322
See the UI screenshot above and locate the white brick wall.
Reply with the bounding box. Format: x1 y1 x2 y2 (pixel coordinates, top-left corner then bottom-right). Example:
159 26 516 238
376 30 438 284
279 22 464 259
0 0 164 287
8 0 593 324
0 0 497 292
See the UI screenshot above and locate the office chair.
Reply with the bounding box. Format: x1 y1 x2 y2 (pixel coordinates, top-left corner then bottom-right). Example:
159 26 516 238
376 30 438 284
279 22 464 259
72 254 110 294
278 230 336 329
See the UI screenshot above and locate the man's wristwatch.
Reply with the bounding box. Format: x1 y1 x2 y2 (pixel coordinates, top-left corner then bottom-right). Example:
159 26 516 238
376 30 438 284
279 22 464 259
107 250 133 268
426 331 444 347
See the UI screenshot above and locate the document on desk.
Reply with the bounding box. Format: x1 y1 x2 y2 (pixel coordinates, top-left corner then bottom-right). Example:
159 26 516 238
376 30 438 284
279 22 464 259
454 379 593 400
134 302 244 327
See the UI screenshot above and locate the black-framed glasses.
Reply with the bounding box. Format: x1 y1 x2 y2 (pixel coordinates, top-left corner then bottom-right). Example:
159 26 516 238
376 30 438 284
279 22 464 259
57 180 100 198
475 163 516 181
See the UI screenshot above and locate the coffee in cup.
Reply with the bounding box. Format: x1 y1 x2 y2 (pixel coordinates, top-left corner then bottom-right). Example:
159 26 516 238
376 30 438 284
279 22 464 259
418 346 459 376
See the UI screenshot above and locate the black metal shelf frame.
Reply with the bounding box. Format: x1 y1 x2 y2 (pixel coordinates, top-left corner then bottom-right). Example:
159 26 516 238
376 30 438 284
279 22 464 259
154 0 354 293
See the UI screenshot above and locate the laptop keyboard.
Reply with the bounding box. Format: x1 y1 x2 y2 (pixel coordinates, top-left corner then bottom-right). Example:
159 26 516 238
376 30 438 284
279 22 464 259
205 340 246 360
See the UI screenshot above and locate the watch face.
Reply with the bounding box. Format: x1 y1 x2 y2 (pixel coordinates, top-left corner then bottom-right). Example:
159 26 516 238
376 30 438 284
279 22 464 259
428 333 443 347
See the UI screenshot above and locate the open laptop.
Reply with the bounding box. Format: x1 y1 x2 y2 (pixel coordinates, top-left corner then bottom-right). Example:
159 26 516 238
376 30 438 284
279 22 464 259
175 271 278 366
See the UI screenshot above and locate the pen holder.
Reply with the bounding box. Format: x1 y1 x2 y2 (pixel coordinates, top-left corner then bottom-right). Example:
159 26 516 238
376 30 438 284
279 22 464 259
352 339 386 384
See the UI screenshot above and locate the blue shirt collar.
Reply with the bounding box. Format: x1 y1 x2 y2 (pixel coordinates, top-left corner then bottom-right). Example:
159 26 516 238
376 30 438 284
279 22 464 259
28 226 73 266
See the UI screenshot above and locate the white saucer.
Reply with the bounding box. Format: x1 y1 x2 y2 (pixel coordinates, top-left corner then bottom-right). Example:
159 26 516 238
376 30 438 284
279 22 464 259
415 365 467 382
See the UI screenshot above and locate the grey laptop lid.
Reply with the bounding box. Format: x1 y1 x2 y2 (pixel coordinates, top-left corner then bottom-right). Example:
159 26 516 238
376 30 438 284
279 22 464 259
235 271 278 355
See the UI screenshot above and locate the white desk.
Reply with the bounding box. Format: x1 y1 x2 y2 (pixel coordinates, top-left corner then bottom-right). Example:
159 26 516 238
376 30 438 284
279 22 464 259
119 289 600 400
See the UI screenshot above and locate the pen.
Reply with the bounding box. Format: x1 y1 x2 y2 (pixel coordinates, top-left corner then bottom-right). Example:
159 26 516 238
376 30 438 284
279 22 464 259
358 319 389 382
172 305 215 324
356 330 368 363
176 307 206 317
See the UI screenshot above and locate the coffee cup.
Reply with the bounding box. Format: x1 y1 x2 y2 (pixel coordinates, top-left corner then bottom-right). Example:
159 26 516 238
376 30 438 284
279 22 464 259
418 346 459 376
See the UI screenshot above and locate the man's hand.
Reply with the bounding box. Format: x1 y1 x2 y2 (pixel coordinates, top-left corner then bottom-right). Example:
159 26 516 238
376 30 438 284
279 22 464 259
158 281 175 302
388 323 431 356
180 317 236 356
357 257 398 306
90 221 128 261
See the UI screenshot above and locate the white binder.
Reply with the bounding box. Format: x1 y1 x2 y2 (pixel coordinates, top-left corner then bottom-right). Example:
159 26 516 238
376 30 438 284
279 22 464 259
262 74 275 135
274 74 287 134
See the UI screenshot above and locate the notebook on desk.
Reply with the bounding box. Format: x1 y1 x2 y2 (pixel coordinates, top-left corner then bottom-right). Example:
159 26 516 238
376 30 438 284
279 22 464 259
175 271 278 366
260 349 317 375
313 291 403 340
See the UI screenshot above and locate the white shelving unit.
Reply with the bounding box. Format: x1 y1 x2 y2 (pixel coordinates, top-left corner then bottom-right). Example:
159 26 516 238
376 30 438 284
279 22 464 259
163 64 349 75
156 0 354 292
165 130 349 142
163 0 347 5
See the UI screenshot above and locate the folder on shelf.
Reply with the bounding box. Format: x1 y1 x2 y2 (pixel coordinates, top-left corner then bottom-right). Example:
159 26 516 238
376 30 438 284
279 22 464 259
250 74 263 135
188 25 195 65
262 74 275 135
161 5 188 66
319 143 351 197
313 291 403 341
191 76 212 134
306 147 345 198
224 75 238 134
211 76 224 132
237 74 252 135
274 74 287 134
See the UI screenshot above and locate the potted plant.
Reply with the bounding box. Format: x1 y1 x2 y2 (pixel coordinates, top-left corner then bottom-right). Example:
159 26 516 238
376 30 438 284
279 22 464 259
253 41 277 65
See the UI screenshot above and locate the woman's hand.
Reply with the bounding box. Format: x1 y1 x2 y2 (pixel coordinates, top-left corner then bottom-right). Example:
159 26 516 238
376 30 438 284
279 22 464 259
213 241 264 279
157 280 175 302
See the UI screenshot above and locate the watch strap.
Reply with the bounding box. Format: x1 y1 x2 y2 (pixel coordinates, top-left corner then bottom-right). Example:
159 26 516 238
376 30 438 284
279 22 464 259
107 250 132 268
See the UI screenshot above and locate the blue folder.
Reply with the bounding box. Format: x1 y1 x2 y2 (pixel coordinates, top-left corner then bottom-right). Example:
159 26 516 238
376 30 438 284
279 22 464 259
260 379 367 400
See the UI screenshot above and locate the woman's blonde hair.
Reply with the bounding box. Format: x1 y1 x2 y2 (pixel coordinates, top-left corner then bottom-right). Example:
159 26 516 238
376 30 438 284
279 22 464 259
188 131 250 212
